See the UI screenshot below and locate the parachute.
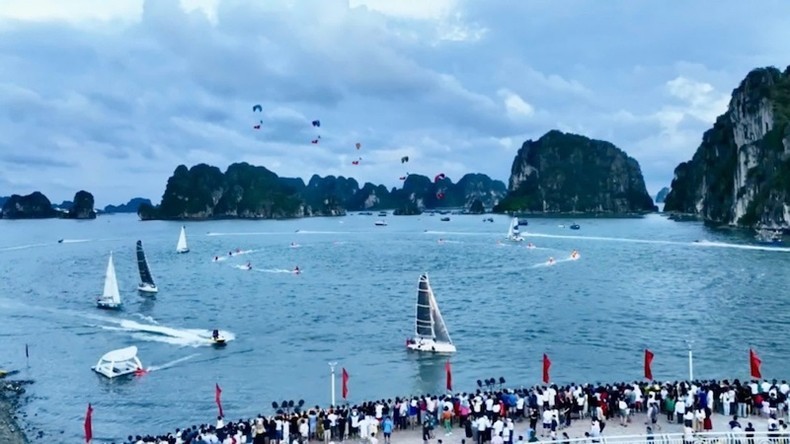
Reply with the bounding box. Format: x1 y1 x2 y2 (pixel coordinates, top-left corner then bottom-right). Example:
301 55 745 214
253 124 261 130
434 173 446 183
311 120 321 127
352 157 361 165
436 192 445 199
355 142 361 150
399 176 406 180
401 156 409 163
252 104 262 112
311 139 319 144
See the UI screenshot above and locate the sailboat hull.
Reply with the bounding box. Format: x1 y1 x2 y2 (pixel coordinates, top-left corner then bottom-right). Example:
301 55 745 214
97 300 121 309
176 248 189 254
137 283 158 293
407 339 456 353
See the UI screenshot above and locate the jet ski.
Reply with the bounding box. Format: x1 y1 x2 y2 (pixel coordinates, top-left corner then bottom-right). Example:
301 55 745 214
210 330 227 347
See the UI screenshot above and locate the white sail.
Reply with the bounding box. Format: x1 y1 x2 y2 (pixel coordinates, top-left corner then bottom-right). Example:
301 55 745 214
429 284 453 345
176 225 189 253
507 217 523 240
99 253 121 305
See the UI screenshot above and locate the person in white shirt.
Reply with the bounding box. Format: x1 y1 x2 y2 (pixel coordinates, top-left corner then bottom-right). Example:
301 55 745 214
491 432 505 444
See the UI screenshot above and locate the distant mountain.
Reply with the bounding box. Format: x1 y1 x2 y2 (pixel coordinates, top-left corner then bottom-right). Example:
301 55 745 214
494 130 656 215
655 187 670 203
103 197 153 214
138 162 507 220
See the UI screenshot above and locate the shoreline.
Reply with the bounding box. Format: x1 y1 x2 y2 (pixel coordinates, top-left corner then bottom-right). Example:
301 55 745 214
0 373 31 444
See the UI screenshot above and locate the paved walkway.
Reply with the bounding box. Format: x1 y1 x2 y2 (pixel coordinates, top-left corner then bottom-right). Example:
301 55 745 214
372 411 778 444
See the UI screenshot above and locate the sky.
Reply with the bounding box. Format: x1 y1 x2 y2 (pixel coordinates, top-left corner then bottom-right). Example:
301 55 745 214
1 0 790 206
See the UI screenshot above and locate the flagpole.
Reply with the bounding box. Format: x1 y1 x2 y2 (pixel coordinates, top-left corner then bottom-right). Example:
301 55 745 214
685 340 694 381
328 362 337 406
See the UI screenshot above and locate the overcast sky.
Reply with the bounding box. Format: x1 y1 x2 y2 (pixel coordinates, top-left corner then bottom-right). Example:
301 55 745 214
1 0 789 206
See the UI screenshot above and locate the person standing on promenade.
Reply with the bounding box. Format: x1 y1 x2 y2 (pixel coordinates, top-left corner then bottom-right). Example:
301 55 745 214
382 416 393 444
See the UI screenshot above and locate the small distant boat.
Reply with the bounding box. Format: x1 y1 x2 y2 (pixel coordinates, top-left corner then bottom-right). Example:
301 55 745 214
136 240 158 293
97 252 122 309
569 223 580 230
57 239 63 244
406 274 456 353
210 330 227 347
507 217 524 242
91 346 144 378
440 217 450 222
483 217 493 222
378 211 388 217
176 225 189 254
375 220 387 226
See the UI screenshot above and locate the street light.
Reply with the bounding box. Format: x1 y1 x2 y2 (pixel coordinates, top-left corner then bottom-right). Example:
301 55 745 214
685 340 694 381
328 362 337 406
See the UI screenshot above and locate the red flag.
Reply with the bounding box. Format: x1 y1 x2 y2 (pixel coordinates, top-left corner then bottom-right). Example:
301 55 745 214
342 368 349 399
84 403 93 443
644 349 654 380
445 360 453 392
749 348 762 379
542 354 551 383
215 383 224 418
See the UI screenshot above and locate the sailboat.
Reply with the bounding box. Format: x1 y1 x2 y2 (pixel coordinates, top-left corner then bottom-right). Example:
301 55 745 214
97 252 122 309
506 217 524 241
406 273 456 353
136 240 158 293
176 225 189 253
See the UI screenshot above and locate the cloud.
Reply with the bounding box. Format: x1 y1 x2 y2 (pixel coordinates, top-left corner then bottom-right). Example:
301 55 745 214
2 0 790 205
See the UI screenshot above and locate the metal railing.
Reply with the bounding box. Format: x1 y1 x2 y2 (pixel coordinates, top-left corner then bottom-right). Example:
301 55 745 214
560 431 785 444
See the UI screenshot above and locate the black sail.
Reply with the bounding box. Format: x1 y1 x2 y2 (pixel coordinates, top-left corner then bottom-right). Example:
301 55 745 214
136 240 155 286
415 274 434 338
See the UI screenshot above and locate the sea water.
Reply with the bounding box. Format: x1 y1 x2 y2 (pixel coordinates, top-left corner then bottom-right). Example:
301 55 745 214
0 213 788 441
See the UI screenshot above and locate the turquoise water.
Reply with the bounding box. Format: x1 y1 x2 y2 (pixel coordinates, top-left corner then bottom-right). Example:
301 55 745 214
1 213 789 442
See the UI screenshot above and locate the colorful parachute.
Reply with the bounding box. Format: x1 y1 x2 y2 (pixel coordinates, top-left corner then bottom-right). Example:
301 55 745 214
311 139 319 144
352 157 361 165
312 120 321 127
253 104 262 112
355 142 361 150
401 156 409 163
253 124 261 130
436 192 445 199
399 176 406 180
434 173 446 183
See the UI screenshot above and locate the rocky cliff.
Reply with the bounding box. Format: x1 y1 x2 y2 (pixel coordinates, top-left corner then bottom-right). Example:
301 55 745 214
663 66 790 228
139 162 507 220
494 130 656 214
65 190 97 219
0 192 57 219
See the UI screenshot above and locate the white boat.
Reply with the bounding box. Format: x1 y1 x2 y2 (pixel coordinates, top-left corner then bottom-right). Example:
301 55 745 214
91 346 144 378
406 273 456 353
176 225 189 253
97 252 122 309
506 217 524 241
136 240 158 293
375 220 387 226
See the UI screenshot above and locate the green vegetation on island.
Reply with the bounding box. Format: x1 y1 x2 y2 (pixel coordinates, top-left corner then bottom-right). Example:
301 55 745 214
494 130 656 215
0 190 97 220
138 162 507 220
664 66 790 228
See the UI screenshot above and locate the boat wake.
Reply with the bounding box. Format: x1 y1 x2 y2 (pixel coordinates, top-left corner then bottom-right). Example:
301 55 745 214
207 232 281 236
437 240 461 244
147 353 200 372
60 239 92 244
531 257 578 268
523 231 790 253
255 268 296 274
96 317 235 348
233 264 253 270
0 242 51 252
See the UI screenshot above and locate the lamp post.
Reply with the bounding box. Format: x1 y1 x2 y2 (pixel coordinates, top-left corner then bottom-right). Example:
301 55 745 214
328 362 337 406
685 340 694 381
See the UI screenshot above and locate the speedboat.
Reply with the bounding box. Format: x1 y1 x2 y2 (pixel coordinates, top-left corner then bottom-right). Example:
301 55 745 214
91 346 144 378
440 217 450 222
570 250 580 260
547 257 556 265
569 223 580 230
57 239 63 244
374 220 387 226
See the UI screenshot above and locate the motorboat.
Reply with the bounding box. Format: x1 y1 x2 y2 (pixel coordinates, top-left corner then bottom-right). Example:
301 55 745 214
91 346 144 378
569 223 580 230
440 217 450 222
374 220 387 226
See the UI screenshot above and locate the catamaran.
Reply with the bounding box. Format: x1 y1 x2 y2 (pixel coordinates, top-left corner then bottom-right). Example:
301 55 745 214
176 225 189 253
506 217 524 241
91 346 144 378
97 252 122 309
136 240 158 293
406 273 456 353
